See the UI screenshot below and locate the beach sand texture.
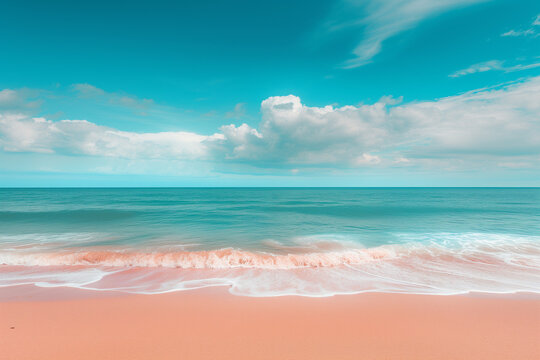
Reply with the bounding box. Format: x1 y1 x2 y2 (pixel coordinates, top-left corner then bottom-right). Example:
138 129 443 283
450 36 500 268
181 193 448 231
1 287 539 360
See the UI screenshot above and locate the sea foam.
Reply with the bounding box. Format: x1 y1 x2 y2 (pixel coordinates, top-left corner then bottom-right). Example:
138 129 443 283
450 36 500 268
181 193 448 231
1 233 539 297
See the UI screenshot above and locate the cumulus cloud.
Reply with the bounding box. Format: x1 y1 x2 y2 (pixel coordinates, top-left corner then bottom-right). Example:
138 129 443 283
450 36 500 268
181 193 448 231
212 77 540 167
212 95 389 165
1 76 540 170
450 60 540 77
324 0 487 68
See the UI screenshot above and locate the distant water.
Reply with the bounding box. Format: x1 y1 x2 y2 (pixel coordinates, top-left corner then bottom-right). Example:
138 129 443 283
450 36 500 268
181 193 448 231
0 188 539 297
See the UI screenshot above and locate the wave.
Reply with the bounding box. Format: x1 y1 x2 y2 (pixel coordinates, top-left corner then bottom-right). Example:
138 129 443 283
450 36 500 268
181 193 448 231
0 247 395 269
0 233 539 297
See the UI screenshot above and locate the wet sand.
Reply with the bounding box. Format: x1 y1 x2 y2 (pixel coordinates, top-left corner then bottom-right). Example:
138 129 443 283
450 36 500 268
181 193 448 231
1 286 539 360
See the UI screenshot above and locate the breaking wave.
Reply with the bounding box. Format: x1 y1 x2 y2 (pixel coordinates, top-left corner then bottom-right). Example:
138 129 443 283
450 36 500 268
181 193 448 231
0 247 395 269
1 233 539 297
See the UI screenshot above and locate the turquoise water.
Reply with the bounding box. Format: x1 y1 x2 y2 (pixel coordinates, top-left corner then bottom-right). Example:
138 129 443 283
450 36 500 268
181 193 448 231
1 188 539 296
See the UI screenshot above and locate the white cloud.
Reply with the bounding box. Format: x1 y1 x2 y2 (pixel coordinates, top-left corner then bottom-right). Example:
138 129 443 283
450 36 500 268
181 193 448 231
213 77 540 167
501 13 540 37
0 113 221 160
501 29 535 37
1 76 540 170
450 60 504 77
212 95 389 165
324 0 487 68
450 60 540 77
389 79 540 158
509 63 540 72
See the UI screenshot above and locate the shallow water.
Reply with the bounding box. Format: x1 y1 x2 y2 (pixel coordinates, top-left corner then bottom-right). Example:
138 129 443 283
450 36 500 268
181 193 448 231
0 188 539 296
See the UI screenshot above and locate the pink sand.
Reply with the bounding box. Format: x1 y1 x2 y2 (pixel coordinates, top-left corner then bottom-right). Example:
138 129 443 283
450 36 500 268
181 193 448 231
1 287 539 360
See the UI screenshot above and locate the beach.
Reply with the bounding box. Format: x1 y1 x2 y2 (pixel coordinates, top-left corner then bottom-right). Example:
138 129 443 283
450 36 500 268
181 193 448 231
1 287 539 360
2 0 540 357
1 188 539 359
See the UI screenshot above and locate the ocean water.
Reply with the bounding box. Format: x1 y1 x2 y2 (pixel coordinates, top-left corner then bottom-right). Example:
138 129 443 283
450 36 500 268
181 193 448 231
0 188 539 297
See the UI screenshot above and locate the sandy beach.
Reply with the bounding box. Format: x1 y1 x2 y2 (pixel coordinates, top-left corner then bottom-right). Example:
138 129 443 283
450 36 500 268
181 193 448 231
1 287 539 360
2 0 540 357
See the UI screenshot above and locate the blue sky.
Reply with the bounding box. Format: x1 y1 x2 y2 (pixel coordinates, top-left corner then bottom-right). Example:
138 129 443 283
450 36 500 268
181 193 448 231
1 0 539 186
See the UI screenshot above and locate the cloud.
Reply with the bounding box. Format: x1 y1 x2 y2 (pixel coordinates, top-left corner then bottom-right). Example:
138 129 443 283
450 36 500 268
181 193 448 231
212 95 389 166
0 89 43 114
510 63 540 71
212 77 540 167
0 112 221 159
501 13 540 37
72 83 106 98
225 103 247 119
67 83 197 128
1 77 540 171
0 89 23 106
72 83 155 113
450 60 540 77
449 60 504 77
388 79 540 159
501 29 536 37
324 0 487 68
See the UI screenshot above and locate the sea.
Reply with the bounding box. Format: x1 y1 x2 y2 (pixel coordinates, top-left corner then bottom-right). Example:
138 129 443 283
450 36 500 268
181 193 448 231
0 188 539 297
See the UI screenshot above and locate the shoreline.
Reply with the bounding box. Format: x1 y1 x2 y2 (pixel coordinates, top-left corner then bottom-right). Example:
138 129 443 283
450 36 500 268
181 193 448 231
1 283 540 302
1 286 539 359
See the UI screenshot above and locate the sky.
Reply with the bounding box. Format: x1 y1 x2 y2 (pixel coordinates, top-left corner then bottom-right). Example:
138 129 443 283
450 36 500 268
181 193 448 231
0 0 539 186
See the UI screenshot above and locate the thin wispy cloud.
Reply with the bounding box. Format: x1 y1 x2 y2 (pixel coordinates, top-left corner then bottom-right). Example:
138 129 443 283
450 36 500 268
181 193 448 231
449 60 504 77
501 13 540 37
72 83 106 98
501 29 536 37
67 83 205 130
225 103 247 119
72 83 155 113
324 0 487 69
450 60 540 77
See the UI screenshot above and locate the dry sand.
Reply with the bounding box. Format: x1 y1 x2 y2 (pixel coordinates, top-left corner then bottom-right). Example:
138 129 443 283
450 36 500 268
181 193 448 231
1 286 539 360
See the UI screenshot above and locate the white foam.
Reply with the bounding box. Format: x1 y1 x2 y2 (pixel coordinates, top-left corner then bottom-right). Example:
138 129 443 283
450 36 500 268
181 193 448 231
0 233 539 297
